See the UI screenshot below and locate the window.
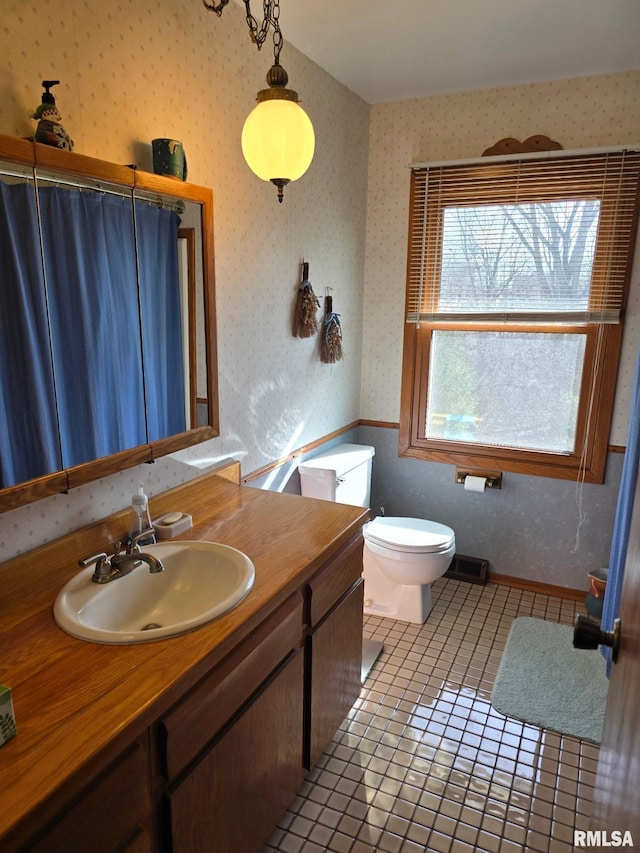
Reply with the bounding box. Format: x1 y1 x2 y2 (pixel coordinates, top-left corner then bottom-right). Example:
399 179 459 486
400 150 640 482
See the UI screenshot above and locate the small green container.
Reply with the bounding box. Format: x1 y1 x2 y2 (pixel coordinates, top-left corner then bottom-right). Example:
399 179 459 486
0 686 16 746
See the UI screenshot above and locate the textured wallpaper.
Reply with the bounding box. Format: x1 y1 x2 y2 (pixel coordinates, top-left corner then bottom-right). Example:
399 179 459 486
0 0 369 559
360 71 640 443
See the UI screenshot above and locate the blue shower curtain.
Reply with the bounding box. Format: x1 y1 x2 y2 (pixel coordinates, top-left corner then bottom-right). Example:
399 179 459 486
134 200 186 442
37 187 186 467
38 187 148 467
0 182 62 486
601 343 640 675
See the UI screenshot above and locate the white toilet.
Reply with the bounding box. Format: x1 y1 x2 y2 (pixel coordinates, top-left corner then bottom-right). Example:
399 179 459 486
298 444 456 624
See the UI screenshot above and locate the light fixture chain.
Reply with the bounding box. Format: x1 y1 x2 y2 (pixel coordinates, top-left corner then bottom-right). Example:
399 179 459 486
271 0 282 64
202 0 231 17
243 0 270 49
242 0 282 64
204 0 284 64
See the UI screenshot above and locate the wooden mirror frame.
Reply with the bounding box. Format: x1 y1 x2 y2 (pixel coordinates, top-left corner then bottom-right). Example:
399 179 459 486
0 133 219 512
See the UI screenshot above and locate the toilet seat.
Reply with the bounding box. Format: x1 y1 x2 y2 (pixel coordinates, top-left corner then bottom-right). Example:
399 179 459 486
364 517 455 555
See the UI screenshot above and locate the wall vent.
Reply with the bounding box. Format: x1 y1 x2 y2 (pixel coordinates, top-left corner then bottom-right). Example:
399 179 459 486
445 554 489 585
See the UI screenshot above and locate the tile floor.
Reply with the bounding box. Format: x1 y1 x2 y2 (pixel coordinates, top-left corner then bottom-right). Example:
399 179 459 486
263 577 600 853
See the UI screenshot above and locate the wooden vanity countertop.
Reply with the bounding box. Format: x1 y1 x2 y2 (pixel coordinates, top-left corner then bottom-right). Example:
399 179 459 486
0 463 369 848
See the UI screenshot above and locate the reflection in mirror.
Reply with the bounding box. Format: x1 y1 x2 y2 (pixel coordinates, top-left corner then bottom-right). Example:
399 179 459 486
134 188 211 440
0 162 62 487
179 198 210 428
179 227 197 428
177 226 209 429
133 190 185 443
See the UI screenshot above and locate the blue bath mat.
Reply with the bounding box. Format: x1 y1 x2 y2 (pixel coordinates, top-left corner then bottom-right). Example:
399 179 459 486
491 616 608 743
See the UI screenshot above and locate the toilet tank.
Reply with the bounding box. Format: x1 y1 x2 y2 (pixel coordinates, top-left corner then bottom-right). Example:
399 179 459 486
298 444 375 507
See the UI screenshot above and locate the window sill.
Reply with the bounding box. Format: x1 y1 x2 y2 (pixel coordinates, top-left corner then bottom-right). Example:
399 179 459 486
398 440 607 484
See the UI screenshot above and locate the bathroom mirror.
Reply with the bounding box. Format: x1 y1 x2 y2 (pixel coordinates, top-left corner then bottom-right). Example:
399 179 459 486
0 135 219 511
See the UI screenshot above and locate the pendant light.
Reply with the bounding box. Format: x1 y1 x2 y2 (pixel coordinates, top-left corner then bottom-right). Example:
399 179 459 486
203 0 315 202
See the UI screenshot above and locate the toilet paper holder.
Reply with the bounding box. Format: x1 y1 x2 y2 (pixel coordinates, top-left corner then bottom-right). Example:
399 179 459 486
455 467 503 489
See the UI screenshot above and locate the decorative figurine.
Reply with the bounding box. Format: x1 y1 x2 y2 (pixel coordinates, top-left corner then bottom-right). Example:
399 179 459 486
30 80 73 151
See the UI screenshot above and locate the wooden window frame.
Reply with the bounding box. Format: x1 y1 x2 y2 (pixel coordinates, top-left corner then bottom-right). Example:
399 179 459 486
399 151 640 484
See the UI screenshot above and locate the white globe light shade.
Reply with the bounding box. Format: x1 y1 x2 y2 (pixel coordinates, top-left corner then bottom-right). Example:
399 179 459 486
241 98 315 183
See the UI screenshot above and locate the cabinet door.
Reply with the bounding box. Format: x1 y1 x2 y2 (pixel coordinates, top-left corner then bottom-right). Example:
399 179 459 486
21 741 151 853
308 579 364 768
170 651 305 853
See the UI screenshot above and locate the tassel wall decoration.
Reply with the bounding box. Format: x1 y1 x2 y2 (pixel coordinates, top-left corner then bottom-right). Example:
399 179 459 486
292 261 320 338
320 294 343 363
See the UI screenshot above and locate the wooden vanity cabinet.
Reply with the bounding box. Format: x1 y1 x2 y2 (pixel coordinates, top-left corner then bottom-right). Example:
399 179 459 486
5 531 365 853
159 535 365 853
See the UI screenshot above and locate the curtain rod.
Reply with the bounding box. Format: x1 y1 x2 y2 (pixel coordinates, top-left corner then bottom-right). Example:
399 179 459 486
409 143 640 171
0 169 183 212
35 173 133 199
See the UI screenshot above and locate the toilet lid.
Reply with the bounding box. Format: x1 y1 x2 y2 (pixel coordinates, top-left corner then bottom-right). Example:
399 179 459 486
364 517 455 554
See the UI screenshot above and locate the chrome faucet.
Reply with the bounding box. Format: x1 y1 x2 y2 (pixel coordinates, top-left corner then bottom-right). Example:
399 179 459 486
110 550 165 575
80 528 164 584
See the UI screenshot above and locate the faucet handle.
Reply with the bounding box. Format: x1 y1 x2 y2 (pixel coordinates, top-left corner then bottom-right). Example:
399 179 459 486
128 528 157 553
78 552 113 583
79 552 109 568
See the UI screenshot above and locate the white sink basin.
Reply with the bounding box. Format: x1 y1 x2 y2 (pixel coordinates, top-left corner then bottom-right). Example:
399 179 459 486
54 541 255 644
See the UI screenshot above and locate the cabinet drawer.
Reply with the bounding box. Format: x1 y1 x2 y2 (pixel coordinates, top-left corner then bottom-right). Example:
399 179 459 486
161 592 304 780
308 535 363 627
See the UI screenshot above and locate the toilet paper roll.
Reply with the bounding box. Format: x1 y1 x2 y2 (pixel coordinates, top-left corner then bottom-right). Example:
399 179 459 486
464 475 487 493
